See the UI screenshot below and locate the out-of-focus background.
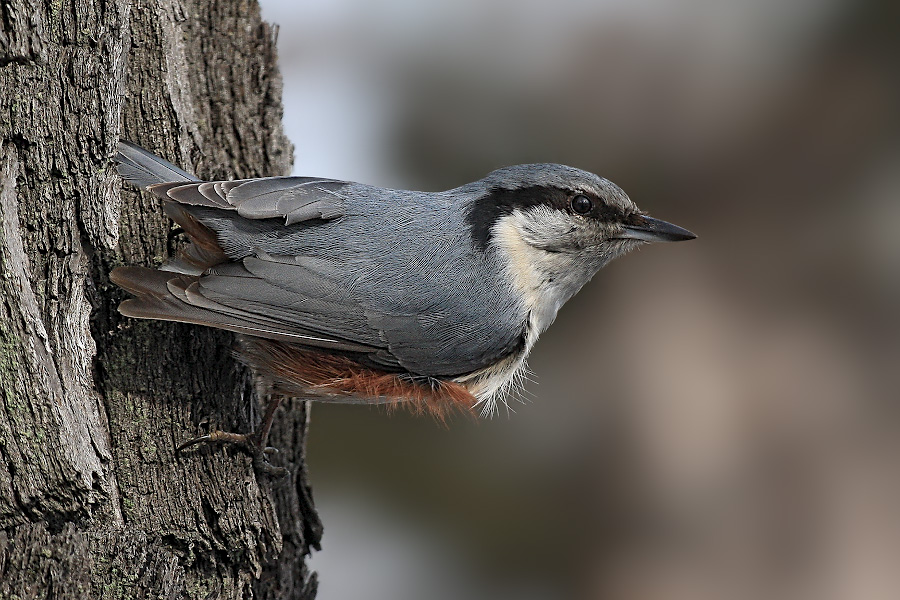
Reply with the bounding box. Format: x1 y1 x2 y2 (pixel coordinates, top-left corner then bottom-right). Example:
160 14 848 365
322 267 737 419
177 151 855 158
257 1 900 598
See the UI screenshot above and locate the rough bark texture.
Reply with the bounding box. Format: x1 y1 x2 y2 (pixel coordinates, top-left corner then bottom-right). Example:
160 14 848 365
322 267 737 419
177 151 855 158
0 0 322 598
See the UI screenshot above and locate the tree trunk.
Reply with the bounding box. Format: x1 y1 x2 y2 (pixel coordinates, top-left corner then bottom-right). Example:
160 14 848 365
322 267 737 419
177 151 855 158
0 0 322 598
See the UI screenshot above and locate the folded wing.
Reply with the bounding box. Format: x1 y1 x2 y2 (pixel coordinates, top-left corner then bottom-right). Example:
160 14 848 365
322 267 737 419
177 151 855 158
113 142 523 378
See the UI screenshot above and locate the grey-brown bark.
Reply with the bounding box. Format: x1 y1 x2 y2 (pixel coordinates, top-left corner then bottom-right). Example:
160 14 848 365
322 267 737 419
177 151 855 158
0 0 321 598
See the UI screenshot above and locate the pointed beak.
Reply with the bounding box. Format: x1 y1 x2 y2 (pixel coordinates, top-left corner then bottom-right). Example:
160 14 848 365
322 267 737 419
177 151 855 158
617 215 697 243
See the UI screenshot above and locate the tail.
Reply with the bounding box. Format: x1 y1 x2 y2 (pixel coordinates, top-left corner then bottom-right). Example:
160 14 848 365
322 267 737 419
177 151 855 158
114 140 226 275
116 140 199 188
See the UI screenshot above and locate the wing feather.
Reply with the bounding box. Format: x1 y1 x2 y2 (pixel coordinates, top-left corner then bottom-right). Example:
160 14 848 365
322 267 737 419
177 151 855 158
111 266 379 353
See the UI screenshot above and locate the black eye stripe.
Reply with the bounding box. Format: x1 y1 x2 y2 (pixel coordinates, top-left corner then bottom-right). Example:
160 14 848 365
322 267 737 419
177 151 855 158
467 184 628 251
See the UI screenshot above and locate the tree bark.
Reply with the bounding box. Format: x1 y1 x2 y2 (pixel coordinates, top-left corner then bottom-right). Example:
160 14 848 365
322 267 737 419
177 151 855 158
0 0 322 598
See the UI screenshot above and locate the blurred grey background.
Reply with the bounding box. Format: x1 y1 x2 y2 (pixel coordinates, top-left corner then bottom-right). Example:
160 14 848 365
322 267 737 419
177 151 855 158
256 1 900 598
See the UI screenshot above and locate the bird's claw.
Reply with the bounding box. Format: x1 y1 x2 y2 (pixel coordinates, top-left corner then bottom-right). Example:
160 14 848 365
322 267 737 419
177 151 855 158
177 429 288 477
252 456 287 477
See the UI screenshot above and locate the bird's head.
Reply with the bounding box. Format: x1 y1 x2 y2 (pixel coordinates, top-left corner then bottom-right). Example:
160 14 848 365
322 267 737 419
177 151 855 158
464 164 696 331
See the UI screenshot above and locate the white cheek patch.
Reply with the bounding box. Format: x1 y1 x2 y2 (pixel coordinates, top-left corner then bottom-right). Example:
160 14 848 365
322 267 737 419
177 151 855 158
490 206 631 332
490 210 578 341
510 205 575 250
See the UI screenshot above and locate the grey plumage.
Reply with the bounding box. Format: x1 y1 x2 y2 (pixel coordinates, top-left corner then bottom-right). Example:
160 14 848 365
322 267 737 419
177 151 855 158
112 141 695 414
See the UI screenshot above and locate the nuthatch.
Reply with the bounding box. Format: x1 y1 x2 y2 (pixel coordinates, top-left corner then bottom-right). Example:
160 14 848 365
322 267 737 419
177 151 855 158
111 141 695 468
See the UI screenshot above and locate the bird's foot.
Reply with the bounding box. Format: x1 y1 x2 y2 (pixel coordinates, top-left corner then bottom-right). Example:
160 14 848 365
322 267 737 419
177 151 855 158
177 429 288 477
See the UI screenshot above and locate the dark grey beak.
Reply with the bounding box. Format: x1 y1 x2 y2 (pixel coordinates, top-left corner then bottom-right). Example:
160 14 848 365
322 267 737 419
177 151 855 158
617 216 697 243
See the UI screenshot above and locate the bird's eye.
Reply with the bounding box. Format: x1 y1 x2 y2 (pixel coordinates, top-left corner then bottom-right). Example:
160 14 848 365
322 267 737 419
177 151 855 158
571 194 593 214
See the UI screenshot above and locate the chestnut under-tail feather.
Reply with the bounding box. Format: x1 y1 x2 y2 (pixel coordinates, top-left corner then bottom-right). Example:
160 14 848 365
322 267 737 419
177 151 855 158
160 201 229 274
238 338 476 420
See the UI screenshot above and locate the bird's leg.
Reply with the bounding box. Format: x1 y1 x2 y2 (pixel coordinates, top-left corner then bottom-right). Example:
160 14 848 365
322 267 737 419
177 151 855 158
177 395 287 477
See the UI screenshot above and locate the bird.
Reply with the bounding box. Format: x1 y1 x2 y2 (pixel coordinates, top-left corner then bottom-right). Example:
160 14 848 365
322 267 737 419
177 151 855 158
111 140 695 471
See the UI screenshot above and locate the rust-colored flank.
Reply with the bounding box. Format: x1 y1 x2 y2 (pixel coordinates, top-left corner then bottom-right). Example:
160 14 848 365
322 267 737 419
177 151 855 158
238 338 477 421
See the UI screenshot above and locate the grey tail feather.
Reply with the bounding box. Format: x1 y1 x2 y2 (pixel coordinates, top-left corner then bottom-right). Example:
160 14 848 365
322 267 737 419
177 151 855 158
116 140 200 188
